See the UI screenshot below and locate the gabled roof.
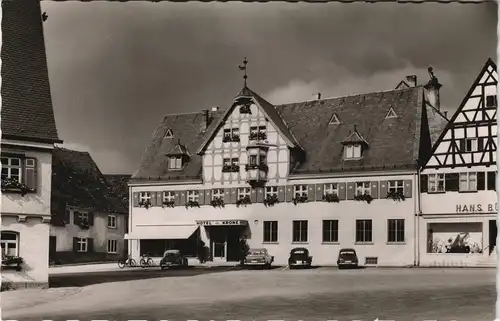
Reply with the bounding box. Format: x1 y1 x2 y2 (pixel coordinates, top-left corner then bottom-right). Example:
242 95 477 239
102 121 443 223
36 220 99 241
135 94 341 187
51 148 127 214
196 86 303 154
395 81 410 90
424 58 497 168
104 174 131 211
167 140 190 156
1 1 61 144
341 127 369 145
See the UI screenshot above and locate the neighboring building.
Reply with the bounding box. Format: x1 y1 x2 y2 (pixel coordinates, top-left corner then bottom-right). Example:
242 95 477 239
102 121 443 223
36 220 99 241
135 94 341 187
419 58 497 267
50 148 128 264
1 0 62 288
104 174 131 254
127 62 445 266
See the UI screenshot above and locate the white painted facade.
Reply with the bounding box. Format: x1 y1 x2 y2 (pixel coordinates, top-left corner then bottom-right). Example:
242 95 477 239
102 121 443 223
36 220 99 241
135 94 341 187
1 140 54 288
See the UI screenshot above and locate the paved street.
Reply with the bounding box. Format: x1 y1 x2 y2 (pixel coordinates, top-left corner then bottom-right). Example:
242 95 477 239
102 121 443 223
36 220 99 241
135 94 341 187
2 268 495 321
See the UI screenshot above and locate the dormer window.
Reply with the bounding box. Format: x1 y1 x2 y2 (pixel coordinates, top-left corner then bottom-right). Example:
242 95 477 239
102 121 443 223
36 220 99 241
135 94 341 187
168 156 183 170
249 126 267 141
345 144 362 159
223 128 240 143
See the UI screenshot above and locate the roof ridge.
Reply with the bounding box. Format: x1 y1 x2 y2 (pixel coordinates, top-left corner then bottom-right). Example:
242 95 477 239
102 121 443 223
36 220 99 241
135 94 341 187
275 85 422 108
161 110 226 120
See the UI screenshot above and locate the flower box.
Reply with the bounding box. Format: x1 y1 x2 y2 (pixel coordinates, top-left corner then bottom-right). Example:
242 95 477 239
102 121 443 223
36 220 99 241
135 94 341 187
263 194 279 207
245 163 269 173
185 201 201 209
236 195 252 207
77 219 90 230
222 164 240 173
239 105 251 114
1 178 31 196
211 197 225 208
162 200 175 208
354 193 374 204
139 200 152 209
386 190 406 202
249 132 267 141
323 193 340 203
2 256 23 271
292 195 308 205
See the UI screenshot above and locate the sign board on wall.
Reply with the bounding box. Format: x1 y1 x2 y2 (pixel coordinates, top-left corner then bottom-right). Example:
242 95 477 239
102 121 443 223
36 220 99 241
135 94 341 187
456 202 497 213
196 220 248 226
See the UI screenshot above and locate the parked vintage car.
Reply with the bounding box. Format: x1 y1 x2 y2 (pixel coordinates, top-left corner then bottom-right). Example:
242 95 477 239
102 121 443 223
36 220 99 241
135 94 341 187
337 248 359 269
159 249 188 270
243 248 274 268
288 247 313 268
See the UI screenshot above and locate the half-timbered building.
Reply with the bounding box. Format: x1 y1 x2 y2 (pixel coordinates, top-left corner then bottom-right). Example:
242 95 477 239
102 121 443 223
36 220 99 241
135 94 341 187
419 58 497 267
127 61 446 266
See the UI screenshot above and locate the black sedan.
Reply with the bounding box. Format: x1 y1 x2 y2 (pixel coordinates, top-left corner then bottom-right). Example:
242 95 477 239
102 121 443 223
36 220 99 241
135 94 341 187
160 250 188 270
337 248 359 269
288 247 313 269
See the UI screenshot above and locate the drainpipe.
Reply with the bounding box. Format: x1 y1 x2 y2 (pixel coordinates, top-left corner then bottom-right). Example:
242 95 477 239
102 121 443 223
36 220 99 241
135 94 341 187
415 167 422 266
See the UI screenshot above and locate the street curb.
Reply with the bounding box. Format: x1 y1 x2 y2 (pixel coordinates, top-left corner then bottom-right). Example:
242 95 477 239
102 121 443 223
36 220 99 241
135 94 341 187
51 261 117 267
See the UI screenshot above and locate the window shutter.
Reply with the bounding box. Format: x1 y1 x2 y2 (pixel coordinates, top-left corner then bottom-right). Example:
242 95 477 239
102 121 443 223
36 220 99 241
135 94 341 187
346 182 355 200
370 181 379 199
478 138 484 151
230 188 238 203
88 212 94 226
337 182 346 200
156 192 163 206
379 181 388 198
445 173 459 192
73 211 79 225
285 185 294 202
315 184 324 201
133 192 139 207
224 188 232 204
88 238 94 252
24 158 37 191
477 172 486 190
278 186 285 202
179 191 186 206
459 139 465 152
256 187 264 203
487 171 496 191
174 191 181 206
403 180 413 198
64 209 70 223
150 192 157 207
198 190 206 205
420 175 428 193
307 184 316 201
250 189 257 203
73 237 78 252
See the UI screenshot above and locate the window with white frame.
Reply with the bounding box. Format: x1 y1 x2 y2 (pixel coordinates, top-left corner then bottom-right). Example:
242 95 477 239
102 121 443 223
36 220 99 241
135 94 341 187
263 221 278 243
324 183 338 196
459 172 477 192
187 190 199 202
1 232 19 257
1 157 22 181
387 219 405 243
265 186 278 198
212 188 224 200
388 180 404 193
107 240 118 254
294 185 308 197
292 220 308 243
355 220 373 243
78 211 88 222
463 138 478 152
168 156 183 170
223 128 231 139
107 215 117 228
344 144 362 159
322 220 339 243
237 187 251 200
163 191 175 202
355 182 370 196
428 174 445 192
77 238 88 252
139 192 151 203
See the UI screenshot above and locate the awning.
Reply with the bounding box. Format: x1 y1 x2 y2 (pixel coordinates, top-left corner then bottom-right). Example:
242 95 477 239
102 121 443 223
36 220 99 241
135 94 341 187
125 224 199 240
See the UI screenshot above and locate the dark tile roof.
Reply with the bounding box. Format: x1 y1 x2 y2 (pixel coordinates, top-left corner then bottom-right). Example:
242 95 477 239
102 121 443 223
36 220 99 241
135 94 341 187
51 148 127 214
132 86 428 181
104 174 131 211
132 111 224 181
1 0 61 144
340 127 369 145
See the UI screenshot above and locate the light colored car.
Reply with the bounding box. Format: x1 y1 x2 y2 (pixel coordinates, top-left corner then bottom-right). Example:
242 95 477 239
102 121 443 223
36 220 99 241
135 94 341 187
243 248 274 268
160 249 188 270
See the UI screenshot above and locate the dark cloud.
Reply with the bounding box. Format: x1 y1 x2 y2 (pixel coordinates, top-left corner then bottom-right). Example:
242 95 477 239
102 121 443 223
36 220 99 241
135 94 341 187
41 2 496 174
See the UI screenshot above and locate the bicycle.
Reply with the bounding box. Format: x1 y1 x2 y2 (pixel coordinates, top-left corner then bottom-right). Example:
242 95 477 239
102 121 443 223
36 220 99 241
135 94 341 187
118 255 137 269
140 253 154 268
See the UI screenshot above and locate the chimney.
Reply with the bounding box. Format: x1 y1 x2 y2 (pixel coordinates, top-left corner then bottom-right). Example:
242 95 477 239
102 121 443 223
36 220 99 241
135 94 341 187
201 109 211 131
424 67 442 111
317 93 322 100
211 106 220 112
405 75 417 87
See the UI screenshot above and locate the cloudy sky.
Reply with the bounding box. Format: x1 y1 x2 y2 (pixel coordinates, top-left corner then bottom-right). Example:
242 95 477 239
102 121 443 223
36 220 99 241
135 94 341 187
40 2 497 175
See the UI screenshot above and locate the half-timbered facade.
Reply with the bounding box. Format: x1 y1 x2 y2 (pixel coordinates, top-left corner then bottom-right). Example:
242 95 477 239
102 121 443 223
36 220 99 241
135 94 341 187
1 1 62 288
128 63 444 266
419 58 497 267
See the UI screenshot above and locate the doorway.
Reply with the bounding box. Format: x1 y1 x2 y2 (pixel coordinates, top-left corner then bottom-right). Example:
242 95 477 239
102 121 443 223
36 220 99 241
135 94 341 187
208 226 245 262
49 236 56 258
489 220 497 255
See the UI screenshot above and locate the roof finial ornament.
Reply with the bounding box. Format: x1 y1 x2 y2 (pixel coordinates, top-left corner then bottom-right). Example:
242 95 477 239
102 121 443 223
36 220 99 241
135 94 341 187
238 57 248 87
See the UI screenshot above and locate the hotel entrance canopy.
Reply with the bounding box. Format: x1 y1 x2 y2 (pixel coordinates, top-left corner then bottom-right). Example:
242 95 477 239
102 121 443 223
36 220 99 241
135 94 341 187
125 224 199 240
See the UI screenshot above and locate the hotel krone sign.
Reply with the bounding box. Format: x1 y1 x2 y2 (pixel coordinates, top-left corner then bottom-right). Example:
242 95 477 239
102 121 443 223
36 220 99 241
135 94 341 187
196 220 248 226
455 202 498 213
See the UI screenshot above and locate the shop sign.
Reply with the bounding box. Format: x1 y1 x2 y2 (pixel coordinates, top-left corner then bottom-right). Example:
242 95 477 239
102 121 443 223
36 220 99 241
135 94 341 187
455 202 497 213
196 220 248 226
